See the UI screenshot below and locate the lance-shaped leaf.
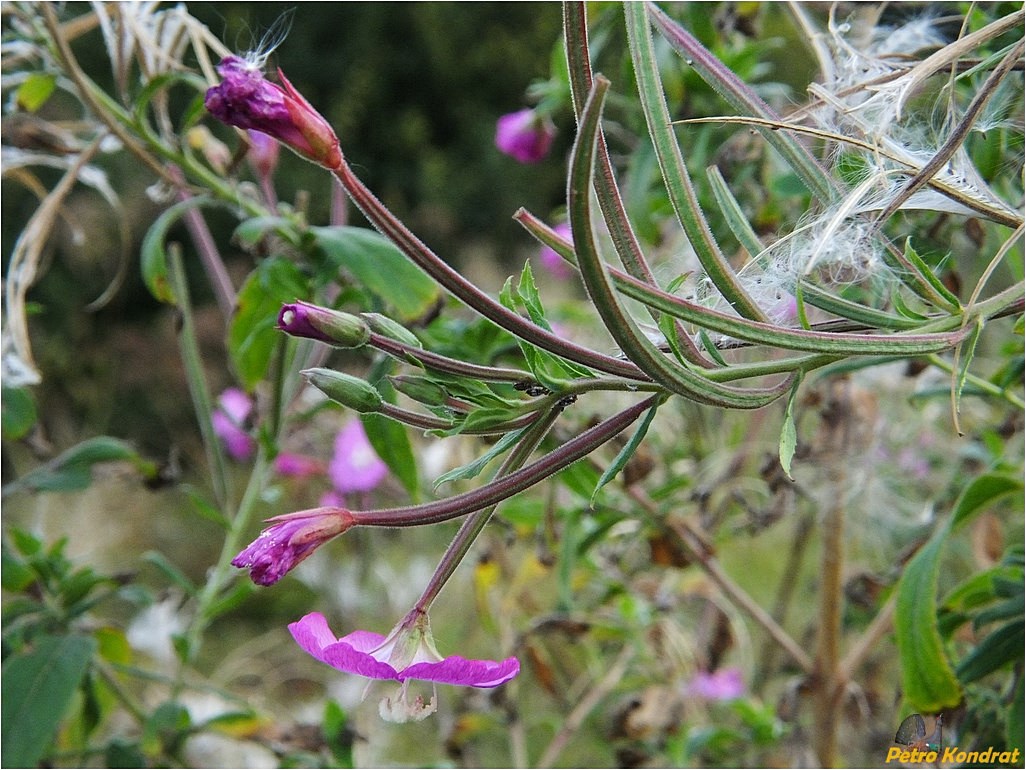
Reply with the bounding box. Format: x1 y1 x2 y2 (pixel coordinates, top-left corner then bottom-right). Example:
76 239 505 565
568 76 791 409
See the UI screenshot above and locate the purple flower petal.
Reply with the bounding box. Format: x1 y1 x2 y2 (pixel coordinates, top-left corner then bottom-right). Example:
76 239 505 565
212 388 255 461
329 420 388 494
231 508 354 586
273 452 324 478
688 667 745 701
206 57 341 169
287 612 520 688
402 655 520 688
495 108 555 164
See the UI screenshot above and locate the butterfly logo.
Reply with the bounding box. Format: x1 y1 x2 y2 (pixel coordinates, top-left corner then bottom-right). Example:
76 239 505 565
894 713 943 752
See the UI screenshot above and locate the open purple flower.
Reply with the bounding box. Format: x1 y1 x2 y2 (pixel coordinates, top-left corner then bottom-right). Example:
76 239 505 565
273 452 325 479
328 420 388 496
687 667 745 701
232 506 355 586
205 56 342 169
289 611 519 721
495 108 555 164
212 387 255 461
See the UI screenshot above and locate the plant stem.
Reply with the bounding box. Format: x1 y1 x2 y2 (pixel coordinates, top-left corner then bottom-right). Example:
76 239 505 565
332 163 650 381
813 379 851 767
414 405 564 613
352 395 659 528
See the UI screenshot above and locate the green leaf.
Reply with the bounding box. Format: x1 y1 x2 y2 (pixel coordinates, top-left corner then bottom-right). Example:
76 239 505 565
501 272 592 388
7 437 140 494
956 620 1024 683
1 385 37 440
903 239 961 311
141 701 191 756
310 226 440 322
360 412 418 500
16 73 56 112
894 524 963 712
105 739 147 769
142 551 196 595
1008 676 1024 752
140 197 221 304
1 634 97 768
228 259 308 389
433 428 526 489
952 317 984 425
952 473 1024 530
778 376 802 479
591 400 660 504
232 216 294 249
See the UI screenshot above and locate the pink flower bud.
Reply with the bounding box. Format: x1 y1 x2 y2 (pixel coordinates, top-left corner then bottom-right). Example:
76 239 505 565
495 108 556 164
205 56 342 169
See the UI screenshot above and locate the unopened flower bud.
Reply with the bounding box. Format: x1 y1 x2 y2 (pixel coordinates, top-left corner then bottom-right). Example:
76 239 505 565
304 368 383 413
362 313 423 349
205 56 342 169
389 375 449 407
279 301 370 347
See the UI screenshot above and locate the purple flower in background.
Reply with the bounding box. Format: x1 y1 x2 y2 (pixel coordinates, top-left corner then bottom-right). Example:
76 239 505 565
205 56 342 169
495 108 555 164
538 221 574 279
232 507 355 586
246 129 280 179
329 420 387 496
212 387 255 461
687 667 745 701
289 611 520 721
273 452 324 478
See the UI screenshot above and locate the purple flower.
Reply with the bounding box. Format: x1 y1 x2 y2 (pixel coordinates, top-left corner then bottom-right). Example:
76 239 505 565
232 507 355 586
273 452 325 478
205 56 342 169
538 221 574 279
329 420 387 496
289 611 519 721
687 667 745 701
495 108 556 164
246 129 280 180
212 388 255 461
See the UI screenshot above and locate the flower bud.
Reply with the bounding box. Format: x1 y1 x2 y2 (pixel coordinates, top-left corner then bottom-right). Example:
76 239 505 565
389 375 449 407
279 301 370 347
205 56 342 169
304 367 383 413
361 312 423 349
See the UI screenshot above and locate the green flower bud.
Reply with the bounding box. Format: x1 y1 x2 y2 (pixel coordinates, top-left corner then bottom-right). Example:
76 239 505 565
362 312 423 349
304 368 383 413
389 375 449 407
